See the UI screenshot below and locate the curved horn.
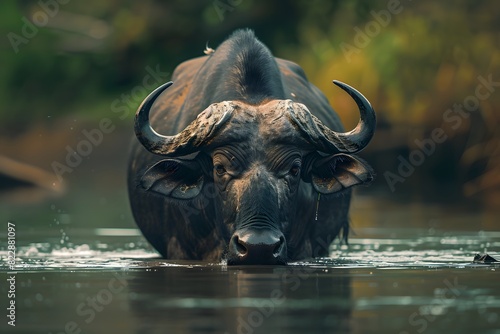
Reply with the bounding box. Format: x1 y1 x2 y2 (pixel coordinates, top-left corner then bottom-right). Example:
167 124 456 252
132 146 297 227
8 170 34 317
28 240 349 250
135 81 234 156
329 80 376 152
287 80 376 153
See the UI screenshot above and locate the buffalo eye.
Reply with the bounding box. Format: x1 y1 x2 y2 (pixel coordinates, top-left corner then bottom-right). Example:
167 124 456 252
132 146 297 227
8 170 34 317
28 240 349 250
214 164 227 176
289 164 301 177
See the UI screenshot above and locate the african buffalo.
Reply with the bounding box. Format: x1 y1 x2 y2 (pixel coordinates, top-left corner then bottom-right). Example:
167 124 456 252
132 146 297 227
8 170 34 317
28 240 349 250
128 29 375 265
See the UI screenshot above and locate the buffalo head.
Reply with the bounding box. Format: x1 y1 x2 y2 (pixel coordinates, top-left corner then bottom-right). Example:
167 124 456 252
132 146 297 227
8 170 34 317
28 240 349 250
134 80 375 265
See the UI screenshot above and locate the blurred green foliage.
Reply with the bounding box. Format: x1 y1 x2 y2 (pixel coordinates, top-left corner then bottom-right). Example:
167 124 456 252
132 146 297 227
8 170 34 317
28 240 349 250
0 0 498 200
1 1 498 125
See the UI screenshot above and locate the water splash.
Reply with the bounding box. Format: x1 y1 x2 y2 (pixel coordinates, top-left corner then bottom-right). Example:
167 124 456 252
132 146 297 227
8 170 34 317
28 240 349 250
0 227 497 271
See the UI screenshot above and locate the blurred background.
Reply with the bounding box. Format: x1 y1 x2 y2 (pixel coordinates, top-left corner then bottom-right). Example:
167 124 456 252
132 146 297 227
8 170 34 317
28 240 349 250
0 0 498 231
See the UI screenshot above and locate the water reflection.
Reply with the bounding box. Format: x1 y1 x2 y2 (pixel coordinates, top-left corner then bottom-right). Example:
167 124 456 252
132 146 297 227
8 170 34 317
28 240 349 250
1 198 500 333
128 266 351 333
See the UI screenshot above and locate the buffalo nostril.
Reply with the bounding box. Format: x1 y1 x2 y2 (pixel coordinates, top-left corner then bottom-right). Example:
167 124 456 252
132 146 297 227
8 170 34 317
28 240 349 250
228 229 287 265
234 236 247 256
230 235 248 258
273 236 285 256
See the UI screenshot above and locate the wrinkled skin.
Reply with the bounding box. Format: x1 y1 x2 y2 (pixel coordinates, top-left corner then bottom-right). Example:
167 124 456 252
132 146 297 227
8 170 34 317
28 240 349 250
128 30 375 264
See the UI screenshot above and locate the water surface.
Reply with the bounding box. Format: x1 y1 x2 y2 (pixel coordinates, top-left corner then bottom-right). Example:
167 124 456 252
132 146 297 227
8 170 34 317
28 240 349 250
1 197 499 334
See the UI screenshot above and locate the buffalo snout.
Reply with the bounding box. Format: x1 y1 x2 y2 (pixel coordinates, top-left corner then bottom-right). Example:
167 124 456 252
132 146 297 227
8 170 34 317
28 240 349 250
227 228 287 265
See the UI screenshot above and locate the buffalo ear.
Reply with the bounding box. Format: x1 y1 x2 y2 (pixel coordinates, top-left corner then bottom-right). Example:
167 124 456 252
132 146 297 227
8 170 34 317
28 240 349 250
310 153 374 194
140 159 204 199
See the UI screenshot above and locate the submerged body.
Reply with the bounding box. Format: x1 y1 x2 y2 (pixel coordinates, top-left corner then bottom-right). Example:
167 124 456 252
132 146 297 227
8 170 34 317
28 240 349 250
128 29 376 264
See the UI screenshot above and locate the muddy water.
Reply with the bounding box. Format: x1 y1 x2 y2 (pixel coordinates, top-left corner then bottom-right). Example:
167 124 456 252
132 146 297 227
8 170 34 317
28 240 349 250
1 196 499 334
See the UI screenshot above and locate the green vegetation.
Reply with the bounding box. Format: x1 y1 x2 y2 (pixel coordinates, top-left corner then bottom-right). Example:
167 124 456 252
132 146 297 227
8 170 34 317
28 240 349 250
1 0 498 202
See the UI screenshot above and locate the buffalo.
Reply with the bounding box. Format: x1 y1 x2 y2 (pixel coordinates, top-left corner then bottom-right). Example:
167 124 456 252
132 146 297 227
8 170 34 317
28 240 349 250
128 29 376 265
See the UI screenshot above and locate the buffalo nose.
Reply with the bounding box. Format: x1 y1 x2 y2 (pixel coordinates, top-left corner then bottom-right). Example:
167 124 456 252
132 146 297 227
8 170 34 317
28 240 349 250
228 229 287 265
